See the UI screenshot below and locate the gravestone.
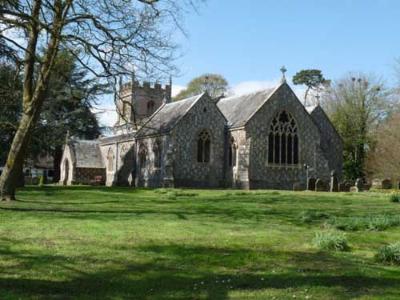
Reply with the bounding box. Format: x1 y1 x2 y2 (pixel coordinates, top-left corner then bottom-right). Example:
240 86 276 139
381 179 392 190
307 178 316 191
330 170 339 192
315 178 326 192
350 178 363 192
339 182 350 192
293 182 303 191
371 178 383 189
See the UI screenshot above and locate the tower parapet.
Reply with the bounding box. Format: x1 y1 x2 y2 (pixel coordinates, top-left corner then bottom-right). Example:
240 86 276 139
116 79 172 127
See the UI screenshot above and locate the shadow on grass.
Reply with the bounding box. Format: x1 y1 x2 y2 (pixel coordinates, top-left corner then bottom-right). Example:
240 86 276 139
1 239 400 299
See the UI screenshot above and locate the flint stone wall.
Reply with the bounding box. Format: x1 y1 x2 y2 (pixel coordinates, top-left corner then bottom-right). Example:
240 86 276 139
245 84 332 190
172 95 226 188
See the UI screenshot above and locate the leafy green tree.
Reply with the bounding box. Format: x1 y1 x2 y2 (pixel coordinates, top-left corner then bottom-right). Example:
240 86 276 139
293 69 328 105
31 51 104 182
0 63 22 165
174 74 228 101
322 74 390 180
0 0 200 200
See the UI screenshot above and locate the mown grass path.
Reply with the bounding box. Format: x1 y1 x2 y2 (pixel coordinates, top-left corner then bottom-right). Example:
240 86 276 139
1 187 400 299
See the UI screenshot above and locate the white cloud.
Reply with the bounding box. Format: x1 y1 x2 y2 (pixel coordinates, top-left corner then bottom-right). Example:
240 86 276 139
230 78 307 105
93 105 118 128
92 94 118 127
172 84 186 97
230 79 280 96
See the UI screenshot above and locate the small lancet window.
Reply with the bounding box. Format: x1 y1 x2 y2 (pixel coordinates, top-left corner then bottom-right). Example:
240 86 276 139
268 111 299 165
197 130 211 163
228 138 237 167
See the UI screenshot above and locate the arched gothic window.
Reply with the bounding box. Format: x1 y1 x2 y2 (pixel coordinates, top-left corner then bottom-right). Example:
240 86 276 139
228 137 237 167
107 148 115 172
268 111 299 165
153 140 162 168
197 130 211 163
147 101 155 115
138 144 147 170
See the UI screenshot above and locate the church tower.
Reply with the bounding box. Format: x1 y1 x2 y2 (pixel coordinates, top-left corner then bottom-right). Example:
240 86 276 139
116 77 172 126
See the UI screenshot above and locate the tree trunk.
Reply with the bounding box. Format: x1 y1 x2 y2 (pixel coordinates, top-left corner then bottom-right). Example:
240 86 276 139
0 0 69 200
0 109 41 200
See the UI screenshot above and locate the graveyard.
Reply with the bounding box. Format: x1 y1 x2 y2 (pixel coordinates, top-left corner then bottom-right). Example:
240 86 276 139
1 186 400 299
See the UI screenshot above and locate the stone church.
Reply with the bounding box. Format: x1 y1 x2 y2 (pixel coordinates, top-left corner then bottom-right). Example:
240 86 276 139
59 74 343 190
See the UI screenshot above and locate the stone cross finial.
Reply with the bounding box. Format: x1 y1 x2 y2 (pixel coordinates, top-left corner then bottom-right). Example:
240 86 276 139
280 66 287 83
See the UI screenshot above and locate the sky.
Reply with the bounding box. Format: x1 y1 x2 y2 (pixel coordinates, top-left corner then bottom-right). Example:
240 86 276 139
97 0 400 126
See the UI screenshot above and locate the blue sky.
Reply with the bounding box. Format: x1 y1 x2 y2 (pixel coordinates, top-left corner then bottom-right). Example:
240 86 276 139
176 0 399 86
97 0 400 125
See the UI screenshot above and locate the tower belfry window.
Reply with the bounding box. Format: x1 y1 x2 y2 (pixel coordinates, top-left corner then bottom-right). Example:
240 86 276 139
147 101 155 115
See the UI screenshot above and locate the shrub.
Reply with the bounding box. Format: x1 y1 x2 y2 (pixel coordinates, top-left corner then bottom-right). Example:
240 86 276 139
376 242 400 264
312 231 349 251
299 210 330 224
390 193 400 203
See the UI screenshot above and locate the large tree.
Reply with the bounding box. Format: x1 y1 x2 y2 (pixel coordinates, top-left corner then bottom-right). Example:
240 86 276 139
0 63 22 166
366 113 400 180
0 0 199 200
31 50 103 182
322 74 390 179
174 73 228 101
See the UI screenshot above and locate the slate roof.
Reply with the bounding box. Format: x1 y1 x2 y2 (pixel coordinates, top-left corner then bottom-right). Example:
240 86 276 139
136 94 203 137
69 139 104 168
217 87 277 128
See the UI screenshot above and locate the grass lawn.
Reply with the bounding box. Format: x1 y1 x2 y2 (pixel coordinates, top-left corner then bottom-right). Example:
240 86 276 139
1 187 400 299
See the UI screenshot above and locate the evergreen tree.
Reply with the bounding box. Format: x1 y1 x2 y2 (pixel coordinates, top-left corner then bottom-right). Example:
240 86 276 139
31 51 105 182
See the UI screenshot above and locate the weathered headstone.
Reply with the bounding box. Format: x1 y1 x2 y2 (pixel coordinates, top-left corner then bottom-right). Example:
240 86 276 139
371 178 383 189
315 178 326 192
330 170 339 192
293 182 303 191
350 178 363 192
307 177 316 191
381 179 392 190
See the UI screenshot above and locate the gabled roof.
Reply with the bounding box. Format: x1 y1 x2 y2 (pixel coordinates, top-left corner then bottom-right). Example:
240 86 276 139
136 93 204 137
69 139 104 169
217 86 278 128
306 104 344 144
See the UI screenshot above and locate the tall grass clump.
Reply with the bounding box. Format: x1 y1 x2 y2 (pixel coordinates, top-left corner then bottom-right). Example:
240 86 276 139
389 192 400 203
330 215 400 231
299 210 330 224
312 231 349 251
376 242 400 264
